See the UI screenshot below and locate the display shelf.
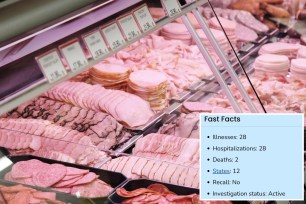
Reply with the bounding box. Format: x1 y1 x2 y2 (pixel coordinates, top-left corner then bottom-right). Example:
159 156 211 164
0 0 208 116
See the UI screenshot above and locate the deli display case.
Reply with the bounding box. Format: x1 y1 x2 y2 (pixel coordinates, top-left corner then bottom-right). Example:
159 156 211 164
0 0 304 203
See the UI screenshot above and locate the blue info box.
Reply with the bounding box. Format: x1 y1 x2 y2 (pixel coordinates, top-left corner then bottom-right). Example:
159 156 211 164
200 113 304 201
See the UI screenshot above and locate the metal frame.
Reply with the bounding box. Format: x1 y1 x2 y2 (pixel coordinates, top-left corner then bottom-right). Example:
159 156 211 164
181 13 242 112
192 8 259 113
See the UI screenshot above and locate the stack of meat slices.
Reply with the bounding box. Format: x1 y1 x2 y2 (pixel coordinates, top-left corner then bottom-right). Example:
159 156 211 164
175 13 201 29
209 17 237 50
44 81 154 128
196 28 230 54
160 23 192 45
128 70 168 111
290 59 306 81
90 63 130 91
4 159 113 198
0 184 65 204
297 46 306 59
259 42 301 59
149 7 165 19
253 54 290 76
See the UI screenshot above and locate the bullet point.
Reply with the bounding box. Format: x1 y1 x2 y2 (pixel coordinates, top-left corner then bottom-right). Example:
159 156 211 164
207 170 210 172
207 181 210 184
207 136 210 138
207 158 210 161
207 192 210 195
207 147 210 150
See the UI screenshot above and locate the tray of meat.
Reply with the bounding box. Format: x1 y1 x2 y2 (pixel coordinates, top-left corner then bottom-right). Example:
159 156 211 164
0 155 127 202
0 179 85 204
108 179 201 204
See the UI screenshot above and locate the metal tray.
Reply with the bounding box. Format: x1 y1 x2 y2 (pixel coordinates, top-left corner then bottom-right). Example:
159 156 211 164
0 155 127 203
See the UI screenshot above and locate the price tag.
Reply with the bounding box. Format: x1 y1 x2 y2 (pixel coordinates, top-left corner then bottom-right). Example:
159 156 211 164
36 49 67 83
133 5 156 32
161 0 182 17
83 30 109 60
117 14 141 41
101 23 126 50
59 40 88 72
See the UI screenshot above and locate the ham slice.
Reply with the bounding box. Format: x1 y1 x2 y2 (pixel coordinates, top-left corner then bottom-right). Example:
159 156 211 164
132 133 199 167
0 118 109 166
5 159 113 198
44 81 154 128
0 184 65 204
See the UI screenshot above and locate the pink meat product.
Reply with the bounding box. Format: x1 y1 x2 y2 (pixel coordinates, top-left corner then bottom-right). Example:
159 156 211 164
0 118 109 166
158 112 200 138
6 97 132 150
235 23 258 42
43 82 154 128
4 159 113 198
132 133 199 167
101 156 199 188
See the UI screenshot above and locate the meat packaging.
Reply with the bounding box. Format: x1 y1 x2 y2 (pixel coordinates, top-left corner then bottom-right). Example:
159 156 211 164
43 81 154 128
5 97 132 151
101 155 199 188
128 70 168 111
4 159 113 198
253 54 290 76
290 59 306 81
258 42 301 59
0 118 109 166
132 133 199 167
116 183 203 204
89 63 130 91
158 112 200 138
0 184 65 204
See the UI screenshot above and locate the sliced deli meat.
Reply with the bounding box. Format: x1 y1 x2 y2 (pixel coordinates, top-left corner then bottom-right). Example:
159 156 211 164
6 97 132 150
128 70 168 111
132 133 199 167
0 118 109 166
5 159 113 198
101 155 199 188
0 184 65 204
158 112 200 138
43 81 154 128
116 183 231 204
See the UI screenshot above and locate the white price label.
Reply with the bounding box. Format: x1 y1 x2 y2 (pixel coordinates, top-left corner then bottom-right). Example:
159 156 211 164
36 49 67 83
60 40 88 72
83 30 109 60
117 14 141 41
133 5 156 32
161 0 182 17
101 23 126 50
